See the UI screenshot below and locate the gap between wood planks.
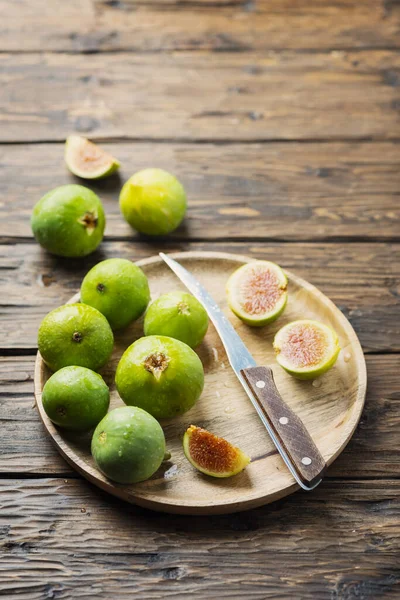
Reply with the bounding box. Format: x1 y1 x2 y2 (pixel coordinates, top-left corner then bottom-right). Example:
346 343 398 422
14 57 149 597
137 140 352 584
1 236 400 245
2 46 400 56
1 349 398 357
2 137 400 145
0 472 399 481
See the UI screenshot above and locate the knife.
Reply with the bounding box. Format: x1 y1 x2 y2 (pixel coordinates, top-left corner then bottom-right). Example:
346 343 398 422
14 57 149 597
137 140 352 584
159 253 326 491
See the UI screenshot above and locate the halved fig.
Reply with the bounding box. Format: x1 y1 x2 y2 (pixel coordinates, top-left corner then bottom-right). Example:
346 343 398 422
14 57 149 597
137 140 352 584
183 425 250 478
273 319 340 380
65 135 120 180
226 261 288 326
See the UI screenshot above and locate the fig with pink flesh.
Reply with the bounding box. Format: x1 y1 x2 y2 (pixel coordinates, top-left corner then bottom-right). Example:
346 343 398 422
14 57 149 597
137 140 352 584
226 261 288 326
65 135 120 179
273 319 340 380
183 425 250 478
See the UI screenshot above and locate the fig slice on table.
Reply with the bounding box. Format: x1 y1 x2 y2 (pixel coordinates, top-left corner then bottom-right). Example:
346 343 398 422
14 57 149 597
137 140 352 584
65 135 120 179
226 260 288 326
183 425 250 478
273 319 340 380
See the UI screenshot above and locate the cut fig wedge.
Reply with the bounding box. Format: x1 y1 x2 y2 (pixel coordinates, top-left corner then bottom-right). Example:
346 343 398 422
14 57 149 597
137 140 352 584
183 425 250 478
273 319 340 380
65 135 120 180
226 260 288 326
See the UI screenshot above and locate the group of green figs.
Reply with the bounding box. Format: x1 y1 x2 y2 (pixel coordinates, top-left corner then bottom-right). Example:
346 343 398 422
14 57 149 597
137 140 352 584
38 258 253 482
31 136 188 260
34 136 340 484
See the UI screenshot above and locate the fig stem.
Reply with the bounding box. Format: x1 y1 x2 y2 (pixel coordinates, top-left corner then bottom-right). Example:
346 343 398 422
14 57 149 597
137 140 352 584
177 301 190 315
144 352 170 378
78 211 98 235
163 451 172 461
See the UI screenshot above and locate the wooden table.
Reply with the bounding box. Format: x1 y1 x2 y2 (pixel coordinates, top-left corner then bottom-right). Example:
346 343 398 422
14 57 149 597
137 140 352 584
1 1 399 598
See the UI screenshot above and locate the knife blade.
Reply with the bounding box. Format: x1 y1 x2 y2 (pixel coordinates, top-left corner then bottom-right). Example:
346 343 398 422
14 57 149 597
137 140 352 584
160 252 326 491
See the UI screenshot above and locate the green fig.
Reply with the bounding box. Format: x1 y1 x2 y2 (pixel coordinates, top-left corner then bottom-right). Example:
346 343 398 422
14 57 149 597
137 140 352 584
119 168 187 235
115 335 204 419
31 184 105 257
144 291 208 348
42 366 109 432
38 303 114 372
91 406 166 484
81 258 150 330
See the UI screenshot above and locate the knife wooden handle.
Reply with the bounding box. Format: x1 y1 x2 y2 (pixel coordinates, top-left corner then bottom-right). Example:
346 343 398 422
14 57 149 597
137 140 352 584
241 365 326 487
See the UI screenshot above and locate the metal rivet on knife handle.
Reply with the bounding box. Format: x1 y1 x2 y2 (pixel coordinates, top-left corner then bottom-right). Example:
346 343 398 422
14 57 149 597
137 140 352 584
241 365 326 487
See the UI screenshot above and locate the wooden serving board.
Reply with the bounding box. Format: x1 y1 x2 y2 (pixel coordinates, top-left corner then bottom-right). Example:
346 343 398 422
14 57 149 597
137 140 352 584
34 251 366 514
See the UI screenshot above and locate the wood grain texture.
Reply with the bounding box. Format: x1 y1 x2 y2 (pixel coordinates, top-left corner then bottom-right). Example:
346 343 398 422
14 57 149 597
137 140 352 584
33 252 366 513
1 0 399 52
0 479 399 597
0 478 399 554
0 549 399 599
0 241 398 353
1 353 396 479
0 51 399 142
1 142 400 241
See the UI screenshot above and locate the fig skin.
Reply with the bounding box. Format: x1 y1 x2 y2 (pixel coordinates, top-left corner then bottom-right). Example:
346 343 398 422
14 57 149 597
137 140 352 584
42 366 109 432
31 184 105 257
144 291 209 348
119 168 187 236
226 261 288 327
91 406 166 484
38 303 114 372
183 425 250 478
115 335 204 420
81 258 150 330
273 319 340 380
65 135 120 180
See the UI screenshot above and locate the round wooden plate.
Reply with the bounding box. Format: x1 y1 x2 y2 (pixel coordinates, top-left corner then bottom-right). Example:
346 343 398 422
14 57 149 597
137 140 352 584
34 251 367 515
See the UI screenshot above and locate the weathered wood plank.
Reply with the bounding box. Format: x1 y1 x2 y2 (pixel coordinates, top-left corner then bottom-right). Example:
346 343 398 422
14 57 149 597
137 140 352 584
0 241 398 352
0 477 399 555
1 142 400 241
0 549 399 599
1 0 399 53
328 354 400 478
0 51 399 141
0 352 398 478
